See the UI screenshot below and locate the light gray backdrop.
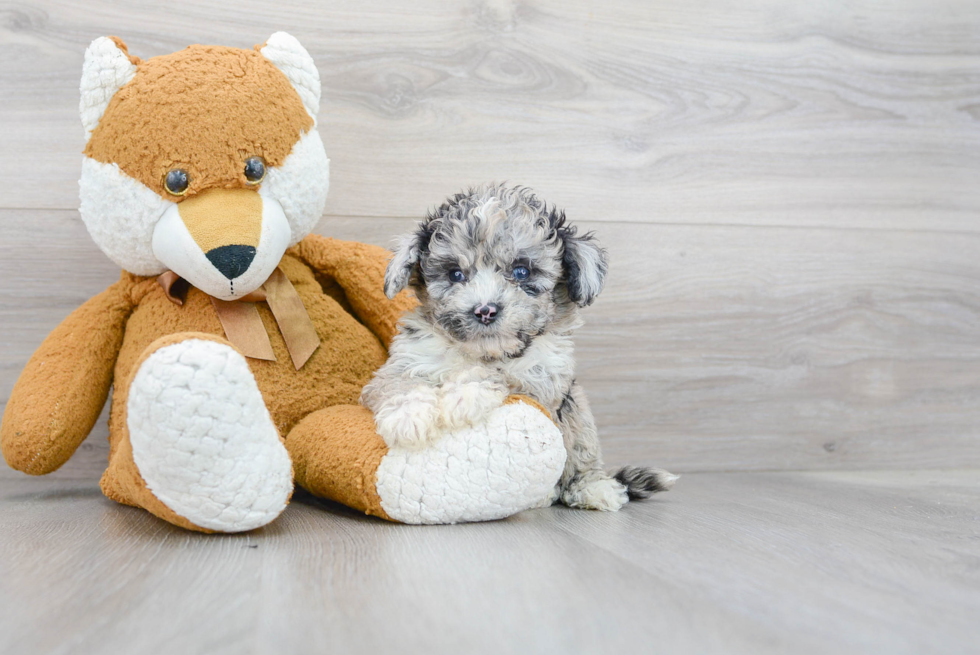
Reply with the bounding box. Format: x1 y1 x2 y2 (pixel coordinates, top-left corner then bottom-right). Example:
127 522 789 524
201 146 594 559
2 0 979 477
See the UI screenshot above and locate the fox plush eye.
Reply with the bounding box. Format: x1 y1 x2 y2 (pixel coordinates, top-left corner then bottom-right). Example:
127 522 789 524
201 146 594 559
512 265 530 281
244 156 266 185
164 169 190 196
449 269 467 284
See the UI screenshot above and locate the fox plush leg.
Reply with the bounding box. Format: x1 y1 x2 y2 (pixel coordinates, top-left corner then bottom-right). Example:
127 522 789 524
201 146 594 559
101 333 293 533
286 396 566 524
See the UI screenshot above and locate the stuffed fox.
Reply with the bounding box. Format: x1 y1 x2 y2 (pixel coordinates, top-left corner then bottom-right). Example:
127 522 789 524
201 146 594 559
0 34 566 532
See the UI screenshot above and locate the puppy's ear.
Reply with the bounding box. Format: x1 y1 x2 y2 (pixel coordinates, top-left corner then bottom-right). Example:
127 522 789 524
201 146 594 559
561 230 608 306
384 229 427 298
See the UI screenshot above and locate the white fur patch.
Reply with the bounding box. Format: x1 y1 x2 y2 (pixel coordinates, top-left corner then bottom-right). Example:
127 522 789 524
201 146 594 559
439 379 508 432
151 195 291 299
260 32 320 124
127 339 293 532
373 386 442 450
260 130 330 246
375 402 566 524
80 37 137 140
565 476 629 512
79 157 171 275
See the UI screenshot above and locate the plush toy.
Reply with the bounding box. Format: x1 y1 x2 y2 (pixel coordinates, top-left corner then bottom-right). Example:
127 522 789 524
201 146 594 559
0 34 566 532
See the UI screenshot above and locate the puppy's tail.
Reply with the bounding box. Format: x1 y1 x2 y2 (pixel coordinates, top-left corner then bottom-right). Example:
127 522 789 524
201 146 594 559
614 466 679 500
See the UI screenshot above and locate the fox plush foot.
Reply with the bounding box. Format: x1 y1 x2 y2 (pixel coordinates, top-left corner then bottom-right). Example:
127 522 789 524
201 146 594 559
287 397 566 525
103 335 293 532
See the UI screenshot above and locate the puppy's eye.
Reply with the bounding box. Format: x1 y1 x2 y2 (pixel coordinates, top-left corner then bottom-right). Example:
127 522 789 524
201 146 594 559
164 169 190 196
449 269 467 284
244 156 266 185
512 266 530 281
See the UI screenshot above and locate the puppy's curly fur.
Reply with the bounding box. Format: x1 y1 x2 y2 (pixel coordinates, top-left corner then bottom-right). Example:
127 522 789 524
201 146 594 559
362 184 677 511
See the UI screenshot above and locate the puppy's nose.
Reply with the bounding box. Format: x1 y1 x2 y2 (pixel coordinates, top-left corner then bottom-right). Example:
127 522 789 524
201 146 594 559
206 244 257 280
474 303 499 325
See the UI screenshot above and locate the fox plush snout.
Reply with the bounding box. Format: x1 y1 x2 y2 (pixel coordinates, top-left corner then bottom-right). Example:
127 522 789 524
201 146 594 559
151 188 291 299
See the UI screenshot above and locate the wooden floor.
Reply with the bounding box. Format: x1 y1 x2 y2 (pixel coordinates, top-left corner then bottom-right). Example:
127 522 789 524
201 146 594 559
0 469 977 654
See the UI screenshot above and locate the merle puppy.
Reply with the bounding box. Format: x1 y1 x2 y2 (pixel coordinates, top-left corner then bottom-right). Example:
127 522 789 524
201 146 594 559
361 184 676 511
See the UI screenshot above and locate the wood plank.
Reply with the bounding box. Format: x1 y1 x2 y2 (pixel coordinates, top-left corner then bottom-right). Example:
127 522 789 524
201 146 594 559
1 0 978 229
0 471 977 654
0 479 779 655
2 210 978 478
539 469 980 655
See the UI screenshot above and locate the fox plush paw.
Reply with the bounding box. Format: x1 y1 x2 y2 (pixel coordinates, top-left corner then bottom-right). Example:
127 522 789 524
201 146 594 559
127 338 293 532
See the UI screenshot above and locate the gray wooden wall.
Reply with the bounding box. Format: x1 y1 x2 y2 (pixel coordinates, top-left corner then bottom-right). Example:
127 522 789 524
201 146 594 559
2 0 979 476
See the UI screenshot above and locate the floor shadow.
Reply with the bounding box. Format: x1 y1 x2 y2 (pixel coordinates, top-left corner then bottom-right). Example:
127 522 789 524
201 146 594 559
290 486 387 524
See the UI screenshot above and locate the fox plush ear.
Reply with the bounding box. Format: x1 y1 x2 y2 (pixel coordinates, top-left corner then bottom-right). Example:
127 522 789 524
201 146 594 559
80 36 138 141
561 229 608 306
260 32 321 124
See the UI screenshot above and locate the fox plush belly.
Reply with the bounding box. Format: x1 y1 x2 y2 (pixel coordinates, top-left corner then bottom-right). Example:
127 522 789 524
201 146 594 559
96 250 390 532
111 253 389 438
0 33 566 532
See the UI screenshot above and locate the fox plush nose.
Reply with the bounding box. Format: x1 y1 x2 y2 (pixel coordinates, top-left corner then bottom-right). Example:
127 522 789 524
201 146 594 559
474 303 499 325
206 245 257 280
177 188 264 272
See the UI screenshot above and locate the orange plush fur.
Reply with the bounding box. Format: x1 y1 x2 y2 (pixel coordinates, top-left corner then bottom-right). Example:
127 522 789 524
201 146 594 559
84 42 313 201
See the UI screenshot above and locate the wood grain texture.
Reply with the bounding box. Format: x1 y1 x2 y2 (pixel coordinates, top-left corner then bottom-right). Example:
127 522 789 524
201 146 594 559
1 470 977 655
0 0 978 229
2 6 979 649
1 1 978 473
2 210 978 478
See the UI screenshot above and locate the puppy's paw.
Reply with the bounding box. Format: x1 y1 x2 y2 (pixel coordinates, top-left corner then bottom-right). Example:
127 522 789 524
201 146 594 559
438 381 507 431
561 475 629 512
374 388 442 450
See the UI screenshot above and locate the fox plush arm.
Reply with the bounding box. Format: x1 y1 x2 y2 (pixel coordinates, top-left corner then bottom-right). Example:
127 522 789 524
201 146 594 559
1 277 134 474
294 234 416 347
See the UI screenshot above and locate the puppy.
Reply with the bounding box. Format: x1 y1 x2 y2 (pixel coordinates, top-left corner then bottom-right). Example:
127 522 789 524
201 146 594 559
361 184 676 511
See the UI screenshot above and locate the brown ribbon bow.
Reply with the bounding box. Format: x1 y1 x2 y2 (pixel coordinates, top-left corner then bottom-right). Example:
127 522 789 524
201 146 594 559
158 268 320 370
